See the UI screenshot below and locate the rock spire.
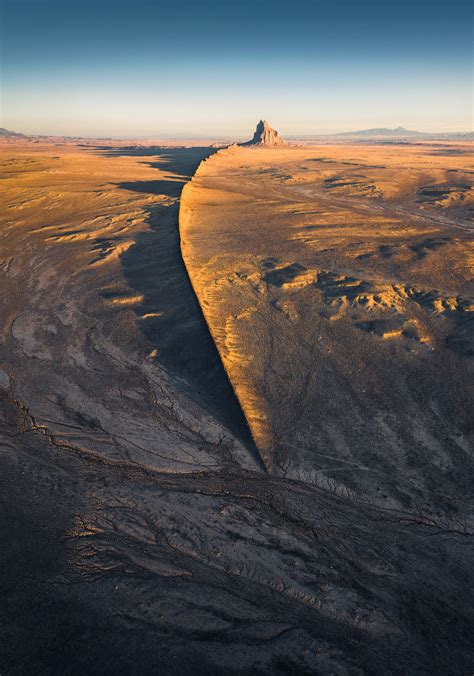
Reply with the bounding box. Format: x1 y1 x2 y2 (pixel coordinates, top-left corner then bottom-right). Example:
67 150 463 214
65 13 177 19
243 119 284 146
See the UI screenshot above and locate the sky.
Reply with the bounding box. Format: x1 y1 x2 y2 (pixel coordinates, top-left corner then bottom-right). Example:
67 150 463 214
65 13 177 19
0 0 472 137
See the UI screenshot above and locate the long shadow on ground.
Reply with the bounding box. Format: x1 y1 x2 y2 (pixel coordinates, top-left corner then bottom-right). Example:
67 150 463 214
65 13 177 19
94 145 215 177
96 146 259 453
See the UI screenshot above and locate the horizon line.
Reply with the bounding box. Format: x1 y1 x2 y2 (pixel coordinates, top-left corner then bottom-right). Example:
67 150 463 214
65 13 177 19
3 126 473 141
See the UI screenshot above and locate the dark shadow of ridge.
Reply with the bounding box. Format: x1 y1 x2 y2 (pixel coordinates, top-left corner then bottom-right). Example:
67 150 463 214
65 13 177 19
91 145 216 177
99 146 261 461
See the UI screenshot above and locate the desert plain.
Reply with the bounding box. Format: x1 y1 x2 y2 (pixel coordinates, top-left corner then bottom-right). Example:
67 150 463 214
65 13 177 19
0 135 473 673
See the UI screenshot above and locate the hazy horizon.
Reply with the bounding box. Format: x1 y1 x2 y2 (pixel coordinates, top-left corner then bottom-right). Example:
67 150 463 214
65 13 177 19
1 0 472 137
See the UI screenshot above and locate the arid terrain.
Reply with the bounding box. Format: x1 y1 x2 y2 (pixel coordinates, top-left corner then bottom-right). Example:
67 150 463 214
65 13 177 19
1 137 473 674
181 142 474 507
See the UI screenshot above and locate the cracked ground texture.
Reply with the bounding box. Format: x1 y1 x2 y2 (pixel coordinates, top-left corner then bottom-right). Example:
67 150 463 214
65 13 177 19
0 139 473 674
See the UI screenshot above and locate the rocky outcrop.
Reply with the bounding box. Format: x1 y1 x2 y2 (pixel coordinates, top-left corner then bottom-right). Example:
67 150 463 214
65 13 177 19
243 119 284 146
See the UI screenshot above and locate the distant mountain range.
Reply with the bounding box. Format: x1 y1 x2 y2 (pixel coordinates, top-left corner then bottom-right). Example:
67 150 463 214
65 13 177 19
335 126 424 137
286 127 473 141
1 125 472 143
295 127 473 141
0 127 26 138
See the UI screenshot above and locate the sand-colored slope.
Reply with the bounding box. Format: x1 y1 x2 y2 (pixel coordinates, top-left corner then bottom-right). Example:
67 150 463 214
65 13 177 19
2 138 474 673
180 142 474 509
0 140 258 473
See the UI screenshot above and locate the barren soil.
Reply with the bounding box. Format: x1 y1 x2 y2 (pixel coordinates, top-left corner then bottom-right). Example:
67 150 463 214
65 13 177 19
1 139 473 674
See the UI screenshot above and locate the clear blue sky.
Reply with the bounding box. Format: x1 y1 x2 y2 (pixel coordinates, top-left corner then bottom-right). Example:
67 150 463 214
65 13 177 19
0 0 472 137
